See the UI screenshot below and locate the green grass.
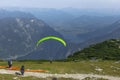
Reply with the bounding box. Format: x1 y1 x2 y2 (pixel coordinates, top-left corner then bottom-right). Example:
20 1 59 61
0 60 120 76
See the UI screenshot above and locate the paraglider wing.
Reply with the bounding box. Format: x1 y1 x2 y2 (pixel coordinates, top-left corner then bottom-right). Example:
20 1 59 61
36 36 66 47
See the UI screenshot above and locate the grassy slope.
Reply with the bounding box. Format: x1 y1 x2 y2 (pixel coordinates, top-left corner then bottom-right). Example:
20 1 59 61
0 60 120 76
68 39 120 60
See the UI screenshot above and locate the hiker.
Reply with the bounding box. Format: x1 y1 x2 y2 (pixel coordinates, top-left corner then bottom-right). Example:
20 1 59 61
50 59 53 64
20 65 25 75
50 60 52 64
8 60 12 68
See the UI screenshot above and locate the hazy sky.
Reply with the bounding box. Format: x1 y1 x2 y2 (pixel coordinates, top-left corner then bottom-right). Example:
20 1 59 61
0 0 120 9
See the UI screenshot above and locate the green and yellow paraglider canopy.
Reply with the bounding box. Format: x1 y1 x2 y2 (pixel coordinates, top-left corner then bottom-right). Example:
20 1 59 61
36 36 66 47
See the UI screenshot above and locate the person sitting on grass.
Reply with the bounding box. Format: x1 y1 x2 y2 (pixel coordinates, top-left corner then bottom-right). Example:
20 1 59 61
20 65 25 75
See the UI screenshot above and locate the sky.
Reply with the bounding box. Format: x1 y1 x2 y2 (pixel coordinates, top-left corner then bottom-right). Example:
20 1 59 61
0 0 120 9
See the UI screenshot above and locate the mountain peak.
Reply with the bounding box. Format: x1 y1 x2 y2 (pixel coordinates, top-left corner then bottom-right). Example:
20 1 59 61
0 17 66 60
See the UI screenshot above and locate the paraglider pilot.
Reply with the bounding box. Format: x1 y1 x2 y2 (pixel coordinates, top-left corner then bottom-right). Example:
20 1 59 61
20 65 25 75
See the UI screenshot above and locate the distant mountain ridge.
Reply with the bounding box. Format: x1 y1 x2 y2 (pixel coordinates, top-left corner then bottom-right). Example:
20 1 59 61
80 20 120 48
58 15 120 43
0 9 34 19
2 8 120 43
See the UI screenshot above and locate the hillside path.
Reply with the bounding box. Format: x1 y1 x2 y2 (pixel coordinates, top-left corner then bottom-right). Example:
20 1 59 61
0 69 120 80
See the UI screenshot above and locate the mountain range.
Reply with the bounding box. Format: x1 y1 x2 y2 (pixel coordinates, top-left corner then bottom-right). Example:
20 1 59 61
0 8 120 60
3 8 120 43
80 19 120 48
0 16 69 60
